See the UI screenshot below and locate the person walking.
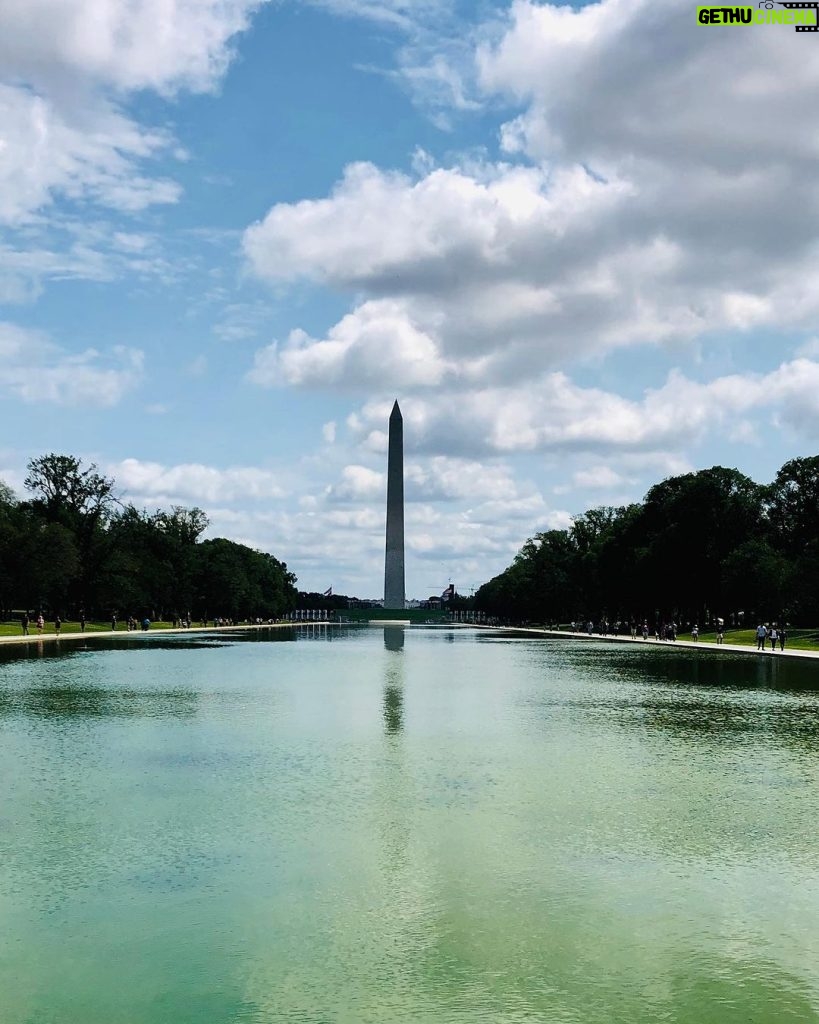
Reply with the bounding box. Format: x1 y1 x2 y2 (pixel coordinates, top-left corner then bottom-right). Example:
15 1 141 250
779 628 787 651
111 613 117 631
756 623 767 650
79 611 86 632
642 620 649 640
692 624 699 642
769 626 778 651
21 612 29 636
36 613 44 635
54 615 61 635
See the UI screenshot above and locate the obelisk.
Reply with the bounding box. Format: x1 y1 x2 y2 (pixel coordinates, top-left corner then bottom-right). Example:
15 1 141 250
383 400 405 609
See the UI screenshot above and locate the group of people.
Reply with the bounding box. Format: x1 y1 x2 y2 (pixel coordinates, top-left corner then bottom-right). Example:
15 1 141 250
17 611 271 636
570 616 788 650
110 615 152 631
19 610 148 635
755 623 787 651
20 612 48 635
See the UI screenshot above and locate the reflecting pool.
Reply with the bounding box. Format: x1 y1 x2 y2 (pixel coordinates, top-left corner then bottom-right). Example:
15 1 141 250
1 627 818 1023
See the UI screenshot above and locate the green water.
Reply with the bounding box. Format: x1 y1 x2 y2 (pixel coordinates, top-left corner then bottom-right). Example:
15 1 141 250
1 627 818 1023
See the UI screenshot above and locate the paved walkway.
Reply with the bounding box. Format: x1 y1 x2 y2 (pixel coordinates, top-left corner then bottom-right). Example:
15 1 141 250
498 626 819 662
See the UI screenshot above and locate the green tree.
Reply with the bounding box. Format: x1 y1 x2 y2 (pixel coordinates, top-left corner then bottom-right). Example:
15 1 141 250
0 480 16 508
722 540 793 621
639 467 765 620
24 454 116 610
24 454 115 526
0 479 20 615
477 529 578 623
23 523 80 612
767 456 819 553
194 538 296 620
475 465 774 626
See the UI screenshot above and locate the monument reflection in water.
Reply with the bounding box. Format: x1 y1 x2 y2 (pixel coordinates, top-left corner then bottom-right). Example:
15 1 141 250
382 626 404 734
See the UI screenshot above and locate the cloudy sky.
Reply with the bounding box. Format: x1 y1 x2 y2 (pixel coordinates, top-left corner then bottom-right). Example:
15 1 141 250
1 0 818 599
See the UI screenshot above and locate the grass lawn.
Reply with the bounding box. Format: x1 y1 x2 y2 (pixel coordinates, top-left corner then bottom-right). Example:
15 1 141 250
692 628 819 651
0 620 178 638
555 622 819 652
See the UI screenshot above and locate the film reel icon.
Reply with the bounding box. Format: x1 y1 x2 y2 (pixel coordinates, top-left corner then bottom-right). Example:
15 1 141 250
778 0 819 30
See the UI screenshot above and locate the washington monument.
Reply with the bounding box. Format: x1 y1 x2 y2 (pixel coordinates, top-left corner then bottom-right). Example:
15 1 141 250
383 400 405 609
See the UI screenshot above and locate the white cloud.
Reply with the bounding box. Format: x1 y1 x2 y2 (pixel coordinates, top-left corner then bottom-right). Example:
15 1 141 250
0 322 143 406
326 464 385 502
324 507 383 530
405 457 518 502
342 359 819 460
112 232 151 253
477 0 819 172
243 0 819 398
0 0 262 227
212 301 275 343
555 452 694 495
0 0 261 96
309 0 481 131
0 85 181 226
309 0 443 31
572 466 629 491
112 457 286 505
326 454 535 506
248 300 450 390
244 154 819 395
0 215 181 308
614 452 695 478
322 420 337 443
767 358 819 437
243 160 628 300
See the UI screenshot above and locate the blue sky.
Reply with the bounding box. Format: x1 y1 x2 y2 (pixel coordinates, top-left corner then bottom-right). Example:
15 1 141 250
2 0 819 598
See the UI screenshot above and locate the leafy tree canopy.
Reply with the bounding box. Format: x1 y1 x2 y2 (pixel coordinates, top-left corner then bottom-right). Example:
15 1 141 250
0 454 297 619
476 461 819 627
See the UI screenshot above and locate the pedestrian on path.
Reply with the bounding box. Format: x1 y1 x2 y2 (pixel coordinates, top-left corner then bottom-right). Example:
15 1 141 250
21 612 29 636
756 623 767 650
54 616 61 635
36 613 43 635
769 627 778 651
779 628 787 651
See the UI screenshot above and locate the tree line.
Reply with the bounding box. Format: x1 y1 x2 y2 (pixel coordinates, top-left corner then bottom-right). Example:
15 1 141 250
475 458 819 627
0 454 298 622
